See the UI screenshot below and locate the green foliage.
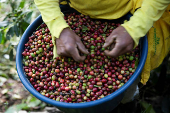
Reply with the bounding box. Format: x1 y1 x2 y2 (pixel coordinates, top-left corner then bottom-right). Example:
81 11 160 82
0 1 45 112
0 0 39 61
5 95 46 113
140 101 156 113
103 25 107 32
0 1 170 112
0 0 40 78
82 25 88 32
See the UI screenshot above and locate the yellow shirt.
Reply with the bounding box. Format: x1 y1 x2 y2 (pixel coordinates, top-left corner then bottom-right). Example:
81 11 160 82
34 0 170 84
34 0 170 57
69 0 133 19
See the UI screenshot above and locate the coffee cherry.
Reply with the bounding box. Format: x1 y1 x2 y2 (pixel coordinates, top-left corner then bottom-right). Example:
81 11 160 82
22 12 140 103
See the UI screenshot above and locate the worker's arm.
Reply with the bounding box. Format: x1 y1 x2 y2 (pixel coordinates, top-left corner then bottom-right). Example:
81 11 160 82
34 0 69 39
34 0 88 61
122 0 170 48
104 0 170 57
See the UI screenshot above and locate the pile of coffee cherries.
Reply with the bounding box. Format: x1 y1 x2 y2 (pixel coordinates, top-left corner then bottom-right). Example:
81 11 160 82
22 13 139 103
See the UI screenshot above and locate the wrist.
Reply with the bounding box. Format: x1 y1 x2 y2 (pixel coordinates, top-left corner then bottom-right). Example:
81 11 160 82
121 24 139 48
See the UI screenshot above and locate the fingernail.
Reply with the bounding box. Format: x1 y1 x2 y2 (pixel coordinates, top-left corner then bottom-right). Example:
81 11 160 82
103 44 106 47
86 49 89 53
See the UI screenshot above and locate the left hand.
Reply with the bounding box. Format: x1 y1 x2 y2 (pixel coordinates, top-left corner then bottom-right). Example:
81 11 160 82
103 26 134 57
56 28 89 62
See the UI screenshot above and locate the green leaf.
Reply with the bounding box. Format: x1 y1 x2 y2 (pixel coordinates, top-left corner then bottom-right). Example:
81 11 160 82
135 59 139 69
101 34 106 37
0 71 8 78
19 0 26 8
16 103 28 110
0 32 2 43
24 11 33 24
5 106 17 113
103 25 107 32
72 99 77 101
14 25 20 37
140 101 155 113
6 26 15 40
5 104 28 113
82 25 88 32
19 20 29 33
145 105 152 113
0 21 9 27
27 96 41 107
0 29 7 44
94 85 102 87
101 65 104 69
9 49 13 61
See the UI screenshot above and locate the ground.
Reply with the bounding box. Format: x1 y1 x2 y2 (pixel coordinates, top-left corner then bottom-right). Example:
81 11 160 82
0 55 170 113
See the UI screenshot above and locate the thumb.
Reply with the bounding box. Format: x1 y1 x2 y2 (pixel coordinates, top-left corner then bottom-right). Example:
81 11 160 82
76 41 89 55
104 44 122 58
103 35 116 48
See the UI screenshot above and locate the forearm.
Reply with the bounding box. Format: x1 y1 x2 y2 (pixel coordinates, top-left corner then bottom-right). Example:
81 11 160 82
122 0 170 47
34 0 69 39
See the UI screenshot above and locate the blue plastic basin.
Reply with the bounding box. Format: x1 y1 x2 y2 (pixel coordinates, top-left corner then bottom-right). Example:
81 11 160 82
16 15 148 113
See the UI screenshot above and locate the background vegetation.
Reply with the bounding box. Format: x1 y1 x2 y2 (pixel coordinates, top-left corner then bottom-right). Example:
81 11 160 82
0 0 170 113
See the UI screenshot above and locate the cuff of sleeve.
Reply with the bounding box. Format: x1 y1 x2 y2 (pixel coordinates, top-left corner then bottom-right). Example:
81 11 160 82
45 15 69 39
45 16 69 58
121 24 140 49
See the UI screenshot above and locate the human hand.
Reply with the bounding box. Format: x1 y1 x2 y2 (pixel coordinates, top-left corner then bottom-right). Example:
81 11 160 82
103 26 134 57
56 28 89 62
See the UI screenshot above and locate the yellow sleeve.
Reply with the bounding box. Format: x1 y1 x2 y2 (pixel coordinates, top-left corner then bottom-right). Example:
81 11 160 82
34 0 69 58
122 0 170 48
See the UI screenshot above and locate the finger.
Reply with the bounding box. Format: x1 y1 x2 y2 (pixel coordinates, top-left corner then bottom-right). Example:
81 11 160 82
57 46 71 57
76 41 89 54
109 43 115 50
103 35 116 48
56 39 62 55
104 44 124 58
56 40 71 57
69 47 86 62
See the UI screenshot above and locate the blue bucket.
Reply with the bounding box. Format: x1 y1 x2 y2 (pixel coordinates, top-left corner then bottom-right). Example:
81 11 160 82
16 14 148 113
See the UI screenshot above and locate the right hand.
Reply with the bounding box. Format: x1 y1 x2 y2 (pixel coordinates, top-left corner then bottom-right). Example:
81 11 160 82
103 26 134 58
56 28 89 62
